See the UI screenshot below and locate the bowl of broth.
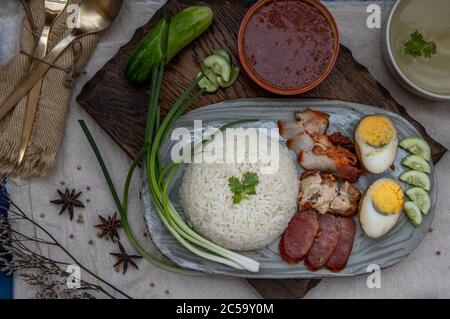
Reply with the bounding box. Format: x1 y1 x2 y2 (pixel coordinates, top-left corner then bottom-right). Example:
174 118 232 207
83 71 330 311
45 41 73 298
384 0 450 101
238 0 339 95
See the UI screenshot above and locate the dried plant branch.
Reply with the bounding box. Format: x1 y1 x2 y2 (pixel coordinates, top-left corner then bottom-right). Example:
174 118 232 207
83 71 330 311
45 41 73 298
0 192 132 299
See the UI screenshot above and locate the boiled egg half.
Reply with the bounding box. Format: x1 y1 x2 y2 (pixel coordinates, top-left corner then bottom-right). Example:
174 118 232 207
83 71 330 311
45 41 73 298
355 115 398 174
359 178 404 238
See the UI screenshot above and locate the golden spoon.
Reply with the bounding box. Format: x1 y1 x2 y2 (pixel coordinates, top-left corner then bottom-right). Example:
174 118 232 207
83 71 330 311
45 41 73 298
0 0 123 121
17 0 69 166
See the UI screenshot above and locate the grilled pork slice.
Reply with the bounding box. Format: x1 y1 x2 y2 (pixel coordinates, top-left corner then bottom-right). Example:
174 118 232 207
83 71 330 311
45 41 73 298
298 171 361 217
279 210 320 264
299 171 338 215
329 182 362 217
326 217 356 272
305 214 341 271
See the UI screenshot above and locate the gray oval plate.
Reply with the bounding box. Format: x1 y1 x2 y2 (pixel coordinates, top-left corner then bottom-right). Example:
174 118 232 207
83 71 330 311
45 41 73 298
141 99 437 279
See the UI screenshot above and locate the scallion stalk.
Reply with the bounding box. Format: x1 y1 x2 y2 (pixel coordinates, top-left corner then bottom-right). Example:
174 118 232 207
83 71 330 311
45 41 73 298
79 120 195 275
81 19 260 273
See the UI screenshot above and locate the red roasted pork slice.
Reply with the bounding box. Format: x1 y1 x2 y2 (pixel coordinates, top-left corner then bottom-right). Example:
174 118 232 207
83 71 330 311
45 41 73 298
326 217 356 272
305 214 341 271
279 210 320 264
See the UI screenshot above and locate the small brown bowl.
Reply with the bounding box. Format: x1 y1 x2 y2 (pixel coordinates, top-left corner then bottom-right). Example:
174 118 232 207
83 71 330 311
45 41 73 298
237 0 340 95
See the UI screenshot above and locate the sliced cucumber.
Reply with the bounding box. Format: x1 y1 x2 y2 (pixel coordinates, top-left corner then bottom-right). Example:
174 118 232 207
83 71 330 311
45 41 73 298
401 155 431 173
399 170 431 191
399 137 431 162
202 54 232 82
406 187 431 215
404 201 423 227
201 65 219 86
212 48 231 63
217 66 240 88
197 72 218 93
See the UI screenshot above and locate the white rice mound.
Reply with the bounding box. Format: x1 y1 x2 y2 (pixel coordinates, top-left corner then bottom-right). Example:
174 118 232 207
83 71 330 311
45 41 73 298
179 135 299 251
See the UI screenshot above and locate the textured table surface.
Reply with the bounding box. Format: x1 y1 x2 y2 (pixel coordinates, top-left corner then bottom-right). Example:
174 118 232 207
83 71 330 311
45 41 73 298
6 0 450 298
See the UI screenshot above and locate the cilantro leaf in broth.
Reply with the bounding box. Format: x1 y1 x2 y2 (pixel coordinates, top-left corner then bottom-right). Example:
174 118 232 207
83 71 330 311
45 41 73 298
228 171 259 204
404 30 437 58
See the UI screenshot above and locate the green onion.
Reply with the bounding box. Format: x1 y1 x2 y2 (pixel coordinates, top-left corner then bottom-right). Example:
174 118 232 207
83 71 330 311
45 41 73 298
143 68 260 272
81 19 260 273
79 120 194 275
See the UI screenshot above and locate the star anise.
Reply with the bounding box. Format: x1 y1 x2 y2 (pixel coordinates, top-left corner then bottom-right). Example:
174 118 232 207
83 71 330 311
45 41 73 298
95 213 121 242
110 242 142 275
50 188 85 220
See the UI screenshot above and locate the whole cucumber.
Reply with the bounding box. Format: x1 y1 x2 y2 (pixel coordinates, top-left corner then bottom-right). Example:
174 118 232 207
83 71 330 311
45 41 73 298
166 6 214 62
126 6 214 84
126 18 169 84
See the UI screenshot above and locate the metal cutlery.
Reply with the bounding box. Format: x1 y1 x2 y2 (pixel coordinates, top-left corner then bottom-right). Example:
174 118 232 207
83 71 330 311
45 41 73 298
17 0 69 166
0 0 123 122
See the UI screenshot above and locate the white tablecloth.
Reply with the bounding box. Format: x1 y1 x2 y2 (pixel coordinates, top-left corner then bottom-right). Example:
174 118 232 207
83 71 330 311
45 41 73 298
8 0 450 298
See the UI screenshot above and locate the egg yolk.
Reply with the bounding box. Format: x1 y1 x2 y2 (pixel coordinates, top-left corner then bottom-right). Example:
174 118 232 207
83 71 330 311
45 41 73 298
372 180 404 215
357 116 396 147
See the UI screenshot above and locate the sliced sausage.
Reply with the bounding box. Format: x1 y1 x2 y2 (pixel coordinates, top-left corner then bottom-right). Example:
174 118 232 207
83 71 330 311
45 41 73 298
279 211 320 264
305 214 341 271
326 217 356 272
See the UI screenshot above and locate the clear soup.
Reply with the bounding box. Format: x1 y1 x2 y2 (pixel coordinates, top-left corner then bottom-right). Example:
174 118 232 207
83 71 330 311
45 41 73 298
391 0 450 95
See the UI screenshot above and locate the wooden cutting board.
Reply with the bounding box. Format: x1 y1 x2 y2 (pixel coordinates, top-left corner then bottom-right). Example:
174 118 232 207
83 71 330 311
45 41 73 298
77 0 447 299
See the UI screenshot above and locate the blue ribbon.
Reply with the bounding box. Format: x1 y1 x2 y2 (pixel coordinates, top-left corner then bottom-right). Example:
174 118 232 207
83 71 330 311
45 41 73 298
0 179 12 299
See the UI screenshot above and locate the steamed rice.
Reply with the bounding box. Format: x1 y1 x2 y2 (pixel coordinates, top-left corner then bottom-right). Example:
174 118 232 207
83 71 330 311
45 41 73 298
179 133 299 251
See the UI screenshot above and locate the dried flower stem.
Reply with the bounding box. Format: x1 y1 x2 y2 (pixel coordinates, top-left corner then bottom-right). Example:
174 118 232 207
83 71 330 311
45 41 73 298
0 195 131 299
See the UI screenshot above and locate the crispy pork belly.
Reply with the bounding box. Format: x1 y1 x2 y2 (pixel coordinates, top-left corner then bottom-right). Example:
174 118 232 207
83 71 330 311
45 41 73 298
299 149 362 183
328 132 355 152
298 171 361 217
278 120 305 139
287 133 315 153
299 151 337 174
279 108 329 139
281 109 364 183
295 108 329 135
311 132 334 148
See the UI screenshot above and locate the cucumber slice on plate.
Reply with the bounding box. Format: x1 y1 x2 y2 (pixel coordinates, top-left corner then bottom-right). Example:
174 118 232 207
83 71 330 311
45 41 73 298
399 170 431 191
401 155 431 173
197 72 218 93
399 137 431 162
203 54 232 82
212 48 231 63
404 201 423 227
406 187 431 215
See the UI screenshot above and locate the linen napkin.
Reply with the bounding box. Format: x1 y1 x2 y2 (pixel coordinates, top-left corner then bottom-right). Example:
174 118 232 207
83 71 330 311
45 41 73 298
0 0 99 177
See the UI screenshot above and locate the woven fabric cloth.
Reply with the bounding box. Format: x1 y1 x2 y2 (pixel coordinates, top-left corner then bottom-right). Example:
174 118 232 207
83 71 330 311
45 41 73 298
0 0 99 177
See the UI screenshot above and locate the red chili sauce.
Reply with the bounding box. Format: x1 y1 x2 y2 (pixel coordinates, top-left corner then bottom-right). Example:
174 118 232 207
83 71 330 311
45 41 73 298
244 0 335 89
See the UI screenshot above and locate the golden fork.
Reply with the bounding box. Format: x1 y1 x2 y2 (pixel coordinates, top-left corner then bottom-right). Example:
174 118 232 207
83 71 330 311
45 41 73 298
17 0 68 166
0 0 123 121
